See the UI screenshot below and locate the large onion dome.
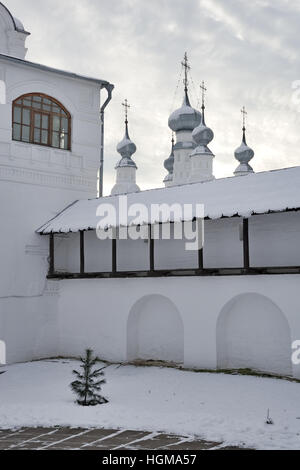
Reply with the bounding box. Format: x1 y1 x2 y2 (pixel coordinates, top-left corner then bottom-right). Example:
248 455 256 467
168 91 201 133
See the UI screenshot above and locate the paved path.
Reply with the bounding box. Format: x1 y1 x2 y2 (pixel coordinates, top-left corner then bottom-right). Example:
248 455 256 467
0 428 247 451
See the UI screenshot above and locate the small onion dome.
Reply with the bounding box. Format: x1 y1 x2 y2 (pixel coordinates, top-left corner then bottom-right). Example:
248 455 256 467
192 108 214 147
168 91 201 132
190 107 215 160
116 124 137 169
234 129 254 176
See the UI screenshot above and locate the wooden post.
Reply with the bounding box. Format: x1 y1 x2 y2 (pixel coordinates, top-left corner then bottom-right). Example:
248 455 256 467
198 248 204 271
112 229 117 275
197 218 204 272
80 231 85 275
243 218 250 270
149 225 155 272
49 233 55 275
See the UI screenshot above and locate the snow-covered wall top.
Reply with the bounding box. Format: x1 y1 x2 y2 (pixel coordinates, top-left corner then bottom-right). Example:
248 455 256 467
37 166 300 233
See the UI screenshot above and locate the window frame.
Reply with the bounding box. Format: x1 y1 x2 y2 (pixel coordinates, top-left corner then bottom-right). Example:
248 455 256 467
12 93 72 151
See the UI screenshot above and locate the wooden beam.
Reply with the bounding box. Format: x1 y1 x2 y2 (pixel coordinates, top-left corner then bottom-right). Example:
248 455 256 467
80 231 85 274
47 265 300 280
49 233 55 275
243 218 250 270
149 225 155 272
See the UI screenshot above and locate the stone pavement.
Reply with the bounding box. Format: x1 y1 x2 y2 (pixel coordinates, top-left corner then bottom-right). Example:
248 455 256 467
0 427 248 450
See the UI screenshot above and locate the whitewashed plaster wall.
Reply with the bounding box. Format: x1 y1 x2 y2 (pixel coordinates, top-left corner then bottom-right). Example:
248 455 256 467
56 274 300 378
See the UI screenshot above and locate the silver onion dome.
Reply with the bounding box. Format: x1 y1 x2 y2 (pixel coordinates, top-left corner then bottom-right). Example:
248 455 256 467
191 104 214 159
234 128 254 176
168 91 201 133
116 121 137 169
192 106 214 146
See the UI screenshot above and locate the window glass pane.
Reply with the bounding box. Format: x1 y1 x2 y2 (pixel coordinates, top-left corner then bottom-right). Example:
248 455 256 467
53 116 60 131
61 117 68 131
34 128 40 143
22 125 30 142
22 108 30 125
41 130 48 145
23 98 32 107
32 101 42 109
52 105 60 114
44 98 52 105
15 99 22 105
42 104 51 111
61 110 67 117
13 123 21 140
59 131 65 149
13 107 21 123
42 115 49 129
52 132 59 148
34 113 41 127
32 96 42 102
63 134 69 150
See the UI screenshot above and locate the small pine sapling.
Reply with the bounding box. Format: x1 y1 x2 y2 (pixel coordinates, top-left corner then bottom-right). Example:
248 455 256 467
71 349 108 406
265 409 274 425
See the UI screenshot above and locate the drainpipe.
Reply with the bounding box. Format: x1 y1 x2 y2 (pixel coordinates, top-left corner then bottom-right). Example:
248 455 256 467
99 83 114 197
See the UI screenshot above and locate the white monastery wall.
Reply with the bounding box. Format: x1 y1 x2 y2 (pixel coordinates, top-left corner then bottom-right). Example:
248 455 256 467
85 232 113 273
56 274 300 378
204 218 243 268
0 284 59 364
249 212 300 267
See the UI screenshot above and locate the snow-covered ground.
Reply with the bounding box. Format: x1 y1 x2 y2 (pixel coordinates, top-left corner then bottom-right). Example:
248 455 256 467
1 360 300 450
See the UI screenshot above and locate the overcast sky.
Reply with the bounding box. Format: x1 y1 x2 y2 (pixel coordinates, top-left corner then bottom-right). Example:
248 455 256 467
5 0 300 194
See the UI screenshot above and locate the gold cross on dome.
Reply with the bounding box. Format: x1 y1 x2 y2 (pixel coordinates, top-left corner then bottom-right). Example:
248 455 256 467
181 52 191 91
200 81 207 107
241 106 247 128
122 99 130 122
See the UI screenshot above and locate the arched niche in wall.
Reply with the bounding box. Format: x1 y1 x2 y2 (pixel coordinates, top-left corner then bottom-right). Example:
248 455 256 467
127 294 184 365
216 293 292 376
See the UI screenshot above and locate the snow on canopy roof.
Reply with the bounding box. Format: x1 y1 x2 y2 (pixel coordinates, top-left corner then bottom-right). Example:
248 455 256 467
37 166 300 234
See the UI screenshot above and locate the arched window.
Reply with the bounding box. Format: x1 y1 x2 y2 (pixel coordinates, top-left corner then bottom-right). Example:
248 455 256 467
12 93 71 150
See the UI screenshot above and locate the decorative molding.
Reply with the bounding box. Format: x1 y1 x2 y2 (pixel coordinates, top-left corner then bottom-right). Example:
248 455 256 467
0 163 97 191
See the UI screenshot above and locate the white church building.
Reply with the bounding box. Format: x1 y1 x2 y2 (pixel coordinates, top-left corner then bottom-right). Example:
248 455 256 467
1 2 300 379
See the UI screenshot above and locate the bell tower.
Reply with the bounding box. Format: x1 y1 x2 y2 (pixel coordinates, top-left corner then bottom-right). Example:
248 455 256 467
111 99 140 196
